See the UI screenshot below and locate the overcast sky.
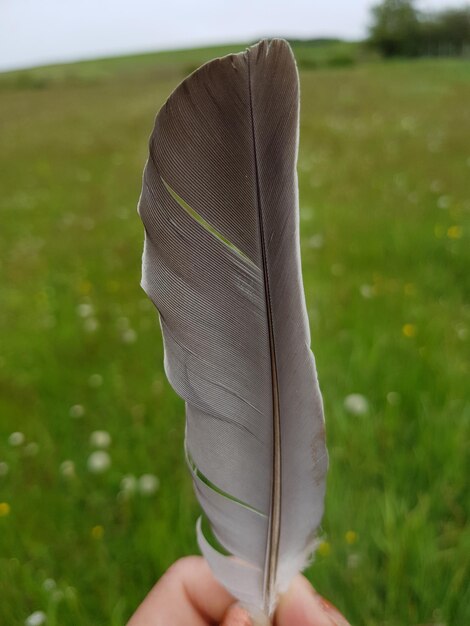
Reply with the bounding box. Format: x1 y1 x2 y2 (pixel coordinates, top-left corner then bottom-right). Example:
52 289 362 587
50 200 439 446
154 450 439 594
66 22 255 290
0 0 457 72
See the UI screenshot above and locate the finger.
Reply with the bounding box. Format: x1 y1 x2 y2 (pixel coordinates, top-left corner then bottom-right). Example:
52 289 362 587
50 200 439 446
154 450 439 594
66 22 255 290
127 556 235 626
221 604 254 626
275 576 350 626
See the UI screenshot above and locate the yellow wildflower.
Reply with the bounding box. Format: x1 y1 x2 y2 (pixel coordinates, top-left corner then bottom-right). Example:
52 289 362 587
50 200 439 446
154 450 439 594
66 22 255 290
447 225 462 240
91 525 104 540
0 502 11 517
318 540 331 557
402 324 416 338
345 530 358 545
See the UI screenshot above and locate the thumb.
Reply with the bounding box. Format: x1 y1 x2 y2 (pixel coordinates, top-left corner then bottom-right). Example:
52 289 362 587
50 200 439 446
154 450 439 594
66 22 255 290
275 576 351 626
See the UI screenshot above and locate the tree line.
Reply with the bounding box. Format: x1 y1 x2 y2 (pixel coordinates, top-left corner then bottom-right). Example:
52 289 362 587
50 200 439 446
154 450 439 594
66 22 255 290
369 0 470 57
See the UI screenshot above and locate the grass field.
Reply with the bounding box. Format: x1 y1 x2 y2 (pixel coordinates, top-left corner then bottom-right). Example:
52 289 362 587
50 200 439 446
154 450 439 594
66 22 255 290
0 42 469 625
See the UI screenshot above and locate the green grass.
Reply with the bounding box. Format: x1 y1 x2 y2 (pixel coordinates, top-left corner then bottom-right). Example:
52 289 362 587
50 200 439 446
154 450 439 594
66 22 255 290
0 43 469 625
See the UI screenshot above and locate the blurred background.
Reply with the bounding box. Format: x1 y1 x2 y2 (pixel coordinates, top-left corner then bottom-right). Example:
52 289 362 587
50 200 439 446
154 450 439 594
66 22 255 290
0 1 469 624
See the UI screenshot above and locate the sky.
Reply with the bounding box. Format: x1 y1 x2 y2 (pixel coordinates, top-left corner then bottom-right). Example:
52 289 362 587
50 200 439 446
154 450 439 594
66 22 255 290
0 0 457 72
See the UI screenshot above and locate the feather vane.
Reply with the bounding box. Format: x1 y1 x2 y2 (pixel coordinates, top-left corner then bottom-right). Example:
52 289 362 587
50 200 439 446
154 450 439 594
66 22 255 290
138 38 328 620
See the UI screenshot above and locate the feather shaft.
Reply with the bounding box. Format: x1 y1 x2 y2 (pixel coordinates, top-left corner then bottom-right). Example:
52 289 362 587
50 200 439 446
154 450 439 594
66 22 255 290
247 52 282 612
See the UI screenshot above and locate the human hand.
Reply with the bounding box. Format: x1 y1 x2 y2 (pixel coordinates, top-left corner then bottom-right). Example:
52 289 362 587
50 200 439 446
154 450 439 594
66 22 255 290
127 556 350 625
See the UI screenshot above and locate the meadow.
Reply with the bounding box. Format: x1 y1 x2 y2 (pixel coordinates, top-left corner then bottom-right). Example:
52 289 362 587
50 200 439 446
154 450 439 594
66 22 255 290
0 42 469 625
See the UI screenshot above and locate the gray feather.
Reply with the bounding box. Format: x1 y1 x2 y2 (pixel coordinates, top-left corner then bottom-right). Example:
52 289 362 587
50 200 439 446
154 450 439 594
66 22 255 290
138 38 328 617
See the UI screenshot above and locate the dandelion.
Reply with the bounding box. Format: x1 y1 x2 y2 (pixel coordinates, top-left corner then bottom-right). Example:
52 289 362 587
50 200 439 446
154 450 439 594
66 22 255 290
24 442 39 457
344 394 369 416
347 553 361 569
359 284 374 299
120 474 137 494
88 373 103 388
8 432 25 446
60 460 75 478
25 611 46 626
447 225 462 240
152 379 163 394
300 207 312 221
122 328 137 344
0 462 9 477
330 263 343 277
138 474 160 496
69 404 85 418
51 589 64 603
317 540 331 557
90 430 112 449
83 317 99 333
437 195 451 210
345 530 358 545
307 234 324 250
91 525 104 540
116 316 130 330
386 392 401 406
87 451 111 474
77 303 93 318
0 502 11 517
43 578 56 592
402 323 416 338
64 586 77 601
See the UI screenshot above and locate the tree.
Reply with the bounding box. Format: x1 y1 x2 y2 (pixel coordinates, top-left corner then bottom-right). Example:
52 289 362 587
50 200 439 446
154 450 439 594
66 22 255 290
368 0 421 57
435 7 470 54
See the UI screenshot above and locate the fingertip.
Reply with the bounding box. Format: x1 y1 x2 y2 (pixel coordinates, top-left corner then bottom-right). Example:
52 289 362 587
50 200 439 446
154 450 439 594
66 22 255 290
221 605 254 626
275 576 348 626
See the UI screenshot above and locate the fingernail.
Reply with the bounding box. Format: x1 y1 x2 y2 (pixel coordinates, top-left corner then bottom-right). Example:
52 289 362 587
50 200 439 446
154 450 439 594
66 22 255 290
316 594 351 626
223 605 253 626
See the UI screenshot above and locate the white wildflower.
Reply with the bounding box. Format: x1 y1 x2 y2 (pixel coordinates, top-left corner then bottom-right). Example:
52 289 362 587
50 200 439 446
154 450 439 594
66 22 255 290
25 611 46 626
437 195 451 210
24 442 39 456
138 474 160 496
0 462 9 476
69 404 85 418
88 373 103 388
43 578 56 592
116 316 130 330
359 284 374 299
83 317 99 333
386 392 401 406
300 207 312 221
8 432 25 446
89 430 111 449
77 303 93 318
347 553 361 569
87 451 111 474
331 263 344 276
60 460 75 478
122 328 137 344
344 394 369 416
120 474 137 494
307 234 324 249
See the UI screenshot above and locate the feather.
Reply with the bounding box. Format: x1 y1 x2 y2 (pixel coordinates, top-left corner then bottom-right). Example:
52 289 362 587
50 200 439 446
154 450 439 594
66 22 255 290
137 38 328 621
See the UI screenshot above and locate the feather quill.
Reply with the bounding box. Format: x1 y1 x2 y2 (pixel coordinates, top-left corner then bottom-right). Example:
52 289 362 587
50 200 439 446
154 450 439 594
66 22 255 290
137 39 328 622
